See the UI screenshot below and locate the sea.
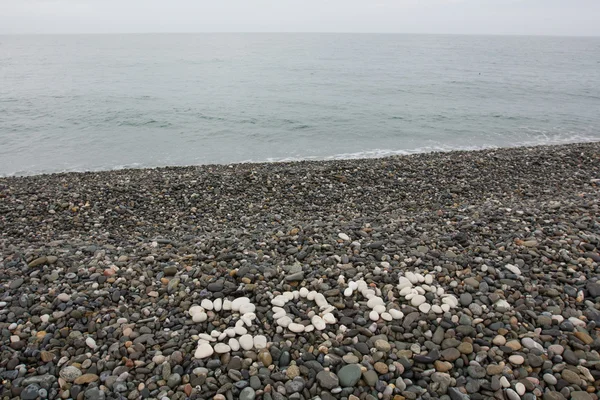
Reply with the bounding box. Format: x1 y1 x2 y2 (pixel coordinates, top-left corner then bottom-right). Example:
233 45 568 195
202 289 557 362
1 33 600 176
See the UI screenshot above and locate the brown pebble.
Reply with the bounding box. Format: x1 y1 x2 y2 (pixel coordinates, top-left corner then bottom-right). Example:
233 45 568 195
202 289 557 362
73 374 99 385
374 362 388 374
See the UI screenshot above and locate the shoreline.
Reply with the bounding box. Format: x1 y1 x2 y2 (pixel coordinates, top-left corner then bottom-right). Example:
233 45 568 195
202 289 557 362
1 141 600 399
2 140 599 179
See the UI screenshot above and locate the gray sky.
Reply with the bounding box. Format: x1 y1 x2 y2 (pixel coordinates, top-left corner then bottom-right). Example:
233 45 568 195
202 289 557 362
1 0 599 36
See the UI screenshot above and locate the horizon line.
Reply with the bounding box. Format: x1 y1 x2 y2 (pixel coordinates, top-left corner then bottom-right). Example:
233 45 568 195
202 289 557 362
1 31 599 38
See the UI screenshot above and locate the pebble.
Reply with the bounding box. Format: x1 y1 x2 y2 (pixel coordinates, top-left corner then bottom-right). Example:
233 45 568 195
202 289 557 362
1 142 599 400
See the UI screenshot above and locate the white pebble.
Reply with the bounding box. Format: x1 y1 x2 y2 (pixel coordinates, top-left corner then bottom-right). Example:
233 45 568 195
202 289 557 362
234 326 248 336
369 310 380 321
198 333 214 342
389 309 404 320
419 303 431 313
253 335 267 349
189 305 204 317
311 316 326 330
348 281 358 290
283 292 295 301
515 382 526 396
213 298 222 312
398 277 413 290
192 312 207 323
424 274 433 284
222 299 232 310
315 293 328 308
194 343 214 359
411 295 426 307
40 314 50 323
381 312 393 321
399 287 413 296
299 287 309 297
367 297 385 308
224 328 236 337
239 334 254 350
85 337 97 350
288 323 305 333
373 304 386 314
441 304 451 312
338 233 350 241
304 325 314 332
200 299 213 311
210 330 221 338
271 296 287 307
432 305 443 314
229 338 240 351
277 316 293 328
344 287 353 297
504 264 522 276
307 291 316 301
322 313 337 324
214 343 231 354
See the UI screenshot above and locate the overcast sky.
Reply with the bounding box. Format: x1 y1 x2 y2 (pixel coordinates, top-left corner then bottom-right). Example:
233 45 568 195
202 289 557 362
1 0 599 36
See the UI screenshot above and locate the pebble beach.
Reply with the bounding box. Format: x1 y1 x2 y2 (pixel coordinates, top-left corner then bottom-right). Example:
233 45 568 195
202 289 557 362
1 142 600 400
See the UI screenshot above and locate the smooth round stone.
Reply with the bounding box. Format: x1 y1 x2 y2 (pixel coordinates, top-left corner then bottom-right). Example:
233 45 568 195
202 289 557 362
543 373 558 385
213 298 222 312
307 291 316 301
405 272 418 284
253 335 267 350
271 296 287 307
200 299 213 311
195 343 214 359
192 312 207 323
40 314 50 323
222 300 232 310
389 309 403 319
369 311 379 321
338 233 350 241
521 338 544 352
505 388 520 400
57 293 70 302
276 316 292 328
229 338 240 351
509 355 525 365
314 293 328 307
367 297 385 308
288 323 305 333
493 335 507 346
312 316 326 330
239 335 254 351
441 304 451 312
411 295 426 307
299 287 309 297
425 274 433 284
323 313 336 324
373 304 386 314
432 305 443 314
548 344 564 355
460 293 473 306
344 288 353 297
85 337 97 350
515 382 526 396
419 303 431 313
234 326 247 335
381 312 393 321
398 277 412 290
214 343 231 354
